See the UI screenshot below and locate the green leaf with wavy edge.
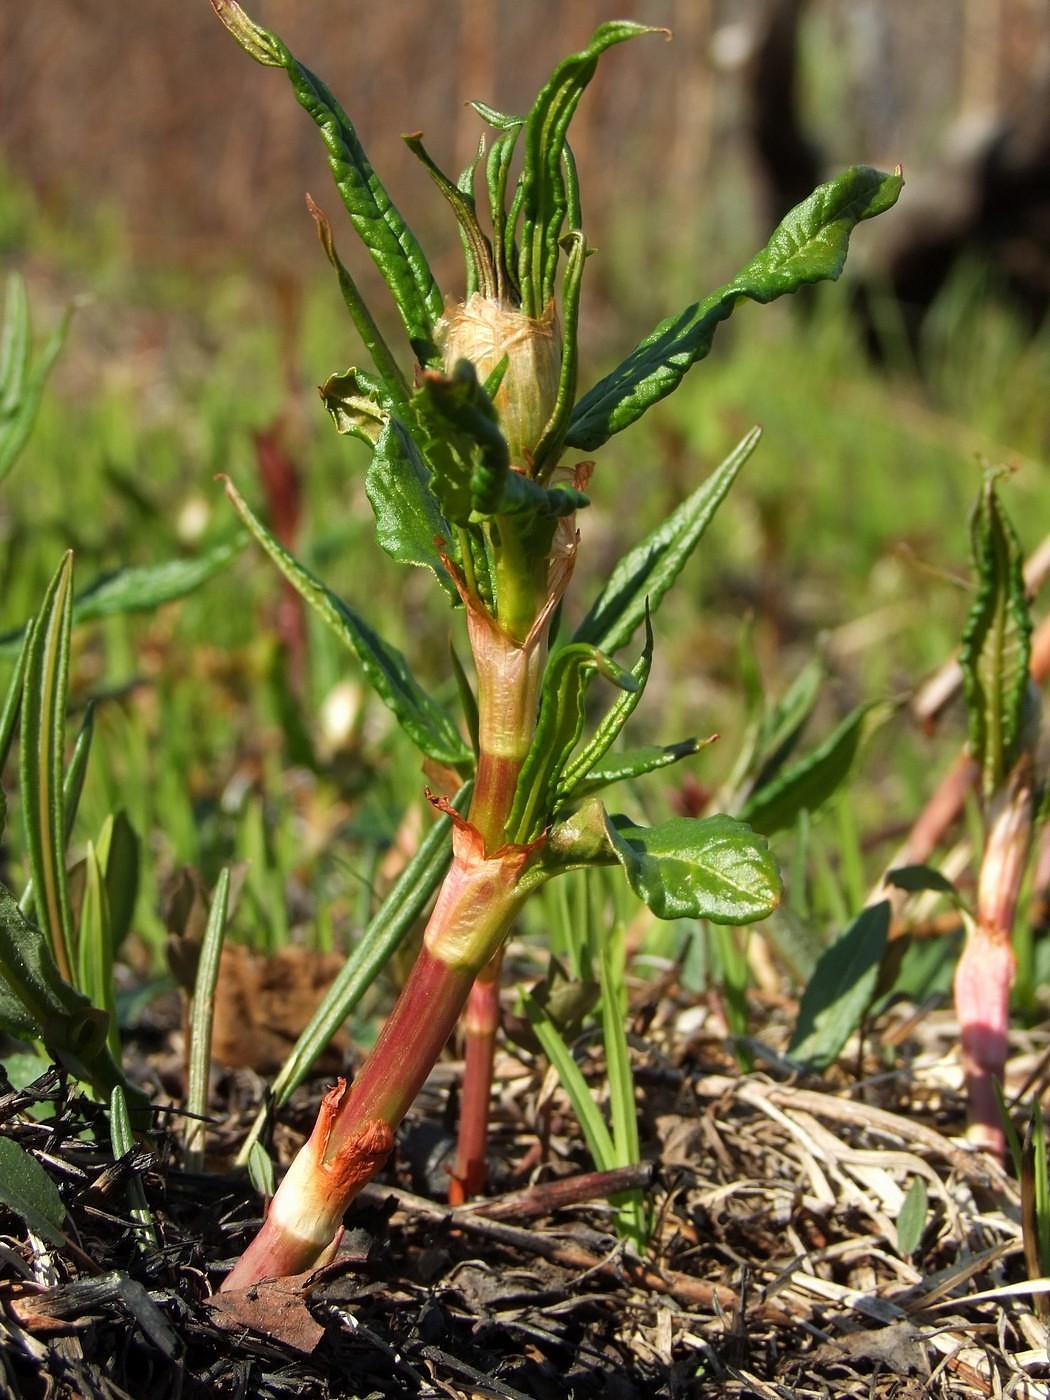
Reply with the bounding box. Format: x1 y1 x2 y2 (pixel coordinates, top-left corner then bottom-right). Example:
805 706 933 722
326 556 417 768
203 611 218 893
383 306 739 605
0 273 75 486
961 472 1032 799
738 699 895 838
567 166 903 451
20 552 76 984
572 427 761 655
606 813 782 924
366 419 457 599
533 229 588 481
555 614 654 806
222 475 471 768
788 900 890 1070
319 367 391 446
509 643 638 843
0 1136 66 1246
236 780 473 1163
210 1 442 367
404 133 495 298
516 21 661 314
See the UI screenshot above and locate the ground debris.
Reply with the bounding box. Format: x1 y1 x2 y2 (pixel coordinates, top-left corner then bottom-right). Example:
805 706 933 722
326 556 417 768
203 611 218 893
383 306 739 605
2 1001 1049 1396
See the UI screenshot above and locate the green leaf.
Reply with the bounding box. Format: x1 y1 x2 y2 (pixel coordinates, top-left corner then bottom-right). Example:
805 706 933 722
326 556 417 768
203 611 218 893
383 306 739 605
319 367 391 445
555 615 654 804
788 901 890 1070
96 812 140 954
885 864 962 900
516 21 660 314
19 553 76 984
20 702 94 927
569 738 711 801
0 1136 66 1246
520 987 617 1169
366 419 456 598
606 813 782 924
222 475 471 768
567 166 903 450
0 537 246 657
750 656 825 790
0 273 75 486
509 643 638 843
572 427 761 654
77 841 118 1061
960 472 1033 798
184 868 231 1172
0 627 31 796
738 700 894 837
211 1 443 366
896 1176 929 1257
0 883 139 1106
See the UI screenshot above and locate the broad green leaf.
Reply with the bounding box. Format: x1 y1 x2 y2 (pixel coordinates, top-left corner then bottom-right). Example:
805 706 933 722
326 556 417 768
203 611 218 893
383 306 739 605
0 537 246 657
960 473 1032 798
567 166 903 450
572 427 761 654
366 419 456 599
516 22 660 314
0 1136 66 1246
222 476 471 768
509 643 637 843
738 700 894 837
19 553 76 983
0 883 139 1106
211 1 443 366
0 273 75 486
788 900 890 1070
606 813 782 924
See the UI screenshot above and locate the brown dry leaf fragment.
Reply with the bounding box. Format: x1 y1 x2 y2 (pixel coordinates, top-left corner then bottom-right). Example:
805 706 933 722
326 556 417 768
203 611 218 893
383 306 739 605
205 1271 325 1354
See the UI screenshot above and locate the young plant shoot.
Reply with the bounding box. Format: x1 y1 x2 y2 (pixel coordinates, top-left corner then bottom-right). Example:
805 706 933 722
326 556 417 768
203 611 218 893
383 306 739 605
210 0 902 1289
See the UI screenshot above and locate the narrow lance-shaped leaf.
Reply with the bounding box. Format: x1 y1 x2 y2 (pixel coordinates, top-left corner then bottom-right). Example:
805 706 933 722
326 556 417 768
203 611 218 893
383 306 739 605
210 1 443 366
960 473 1032 799
77 841 118 1061
516 21 661 314
21 701 95 924
567 166 904 451
569 738 712 802
0 273 76 486
222 476 471 768
509 643 638 843
572 426 761 654
236 780 473 1162
738 700 896 838
20 552 76 983
0 536 247 658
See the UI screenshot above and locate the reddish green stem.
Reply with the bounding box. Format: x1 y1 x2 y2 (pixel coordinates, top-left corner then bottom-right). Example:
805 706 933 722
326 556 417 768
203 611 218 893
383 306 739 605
449 950 504 1203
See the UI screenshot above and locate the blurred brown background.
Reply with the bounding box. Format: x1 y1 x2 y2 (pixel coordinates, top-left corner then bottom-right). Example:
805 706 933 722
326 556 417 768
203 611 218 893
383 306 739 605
2 1 1049 329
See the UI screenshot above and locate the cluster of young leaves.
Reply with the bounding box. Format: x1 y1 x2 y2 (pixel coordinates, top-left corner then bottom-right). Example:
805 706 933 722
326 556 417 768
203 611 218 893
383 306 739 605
210 1 902 1124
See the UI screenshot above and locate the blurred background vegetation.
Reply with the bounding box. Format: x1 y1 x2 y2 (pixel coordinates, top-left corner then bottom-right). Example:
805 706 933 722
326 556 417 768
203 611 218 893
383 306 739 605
1 0 1049 1047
